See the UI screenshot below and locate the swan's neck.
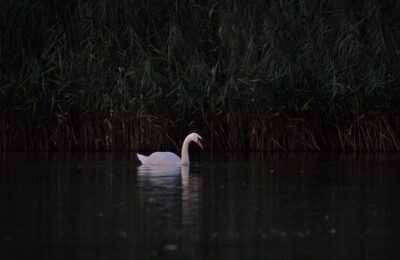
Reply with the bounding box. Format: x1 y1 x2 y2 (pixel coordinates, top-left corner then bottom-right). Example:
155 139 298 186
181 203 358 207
180 136 191 165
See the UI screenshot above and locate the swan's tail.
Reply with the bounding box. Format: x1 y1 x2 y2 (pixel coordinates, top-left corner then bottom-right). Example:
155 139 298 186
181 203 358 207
136 153 148 164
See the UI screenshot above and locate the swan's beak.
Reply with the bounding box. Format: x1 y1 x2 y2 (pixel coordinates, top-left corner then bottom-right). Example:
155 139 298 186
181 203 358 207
197 140 204 150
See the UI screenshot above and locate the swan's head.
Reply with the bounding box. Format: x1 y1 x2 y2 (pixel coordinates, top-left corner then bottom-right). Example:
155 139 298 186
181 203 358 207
188 132 203 149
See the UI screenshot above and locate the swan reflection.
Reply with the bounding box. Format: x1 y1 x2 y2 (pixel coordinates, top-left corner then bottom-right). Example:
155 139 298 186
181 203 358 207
136 164 201 252
137 165 189 186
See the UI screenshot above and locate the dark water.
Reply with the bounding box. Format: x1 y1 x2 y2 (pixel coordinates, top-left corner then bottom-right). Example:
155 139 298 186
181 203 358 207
1 153 400 259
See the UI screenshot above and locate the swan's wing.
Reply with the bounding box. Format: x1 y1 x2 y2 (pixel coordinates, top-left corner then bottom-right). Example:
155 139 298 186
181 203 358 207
137 153 148 164
147 152 181 165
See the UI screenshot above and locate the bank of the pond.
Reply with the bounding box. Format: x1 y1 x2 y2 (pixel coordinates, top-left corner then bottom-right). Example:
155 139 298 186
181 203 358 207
1 1 400 151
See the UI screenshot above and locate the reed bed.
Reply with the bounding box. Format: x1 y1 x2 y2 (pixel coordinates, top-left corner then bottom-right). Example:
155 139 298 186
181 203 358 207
1 0 400 151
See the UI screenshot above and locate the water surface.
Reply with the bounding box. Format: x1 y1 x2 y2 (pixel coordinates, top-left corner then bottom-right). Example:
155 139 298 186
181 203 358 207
1 153 400 259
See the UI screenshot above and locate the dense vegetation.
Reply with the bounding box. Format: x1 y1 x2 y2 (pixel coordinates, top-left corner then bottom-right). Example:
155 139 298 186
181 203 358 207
1 0 400 151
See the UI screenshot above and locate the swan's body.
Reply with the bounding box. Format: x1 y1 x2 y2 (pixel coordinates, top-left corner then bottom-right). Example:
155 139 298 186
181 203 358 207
137 152 180 165
137 133 203 166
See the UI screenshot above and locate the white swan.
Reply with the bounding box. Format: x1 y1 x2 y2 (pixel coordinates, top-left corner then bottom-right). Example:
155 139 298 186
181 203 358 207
137 133 203 165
